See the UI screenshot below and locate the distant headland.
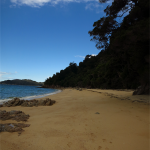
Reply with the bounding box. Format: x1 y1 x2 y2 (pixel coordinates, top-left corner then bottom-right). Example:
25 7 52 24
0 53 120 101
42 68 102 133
0 79 43 86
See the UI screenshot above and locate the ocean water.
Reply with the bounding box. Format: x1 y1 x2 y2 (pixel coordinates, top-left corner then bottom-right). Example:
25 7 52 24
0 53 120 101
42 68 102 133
0 84 61 104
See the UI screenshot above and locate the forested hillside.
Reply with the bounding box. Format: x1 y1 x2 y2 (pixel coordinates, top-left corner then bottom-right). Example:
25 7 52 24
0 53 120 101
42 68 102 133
44 0 149 94
0 79 43 86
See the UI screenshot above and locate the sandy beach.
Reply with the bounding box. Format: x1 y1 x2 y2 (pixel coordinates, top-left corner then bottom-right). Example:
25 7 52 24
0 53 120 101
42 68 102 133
0 89 149 150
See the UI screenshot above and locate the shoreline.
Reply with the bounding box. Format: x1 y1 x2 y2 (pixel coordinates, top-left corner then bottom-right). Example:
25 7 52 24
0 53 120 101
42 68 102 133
0 89 149 150
0 89 62 105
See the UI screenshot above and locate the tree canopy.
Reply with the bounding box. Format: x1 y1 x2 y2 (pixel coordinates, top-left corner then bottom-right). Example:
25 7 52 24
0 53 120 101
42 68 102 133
44 0 149 94
88 0 148 50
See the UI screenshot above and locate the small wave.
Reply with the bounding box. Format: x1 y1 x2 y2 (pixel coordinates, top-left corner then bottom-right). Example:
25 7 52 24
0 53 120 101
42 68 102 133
0 90 62 105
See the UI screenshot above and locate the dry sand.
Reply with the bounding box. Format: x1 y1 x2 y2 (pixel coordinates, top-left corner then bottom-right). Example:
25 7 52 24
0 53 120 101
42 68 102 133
0 89 149 150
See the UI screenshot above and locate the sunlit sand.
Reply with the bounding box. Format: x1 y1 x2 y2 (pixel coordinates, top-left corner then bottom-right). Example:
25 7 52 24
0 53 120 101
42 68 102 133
0 89 149 150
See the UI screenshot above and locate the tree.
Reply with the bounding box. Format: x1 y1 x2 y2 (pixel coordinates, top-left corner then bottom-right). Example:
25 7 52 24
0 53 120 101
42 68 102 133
88 0 139 50
44 0 149 94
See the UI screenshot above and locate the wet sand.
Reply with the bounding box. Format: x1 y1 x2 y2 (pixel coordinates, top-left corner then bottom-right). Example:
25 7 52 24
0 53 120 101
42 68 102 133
0 89 149 150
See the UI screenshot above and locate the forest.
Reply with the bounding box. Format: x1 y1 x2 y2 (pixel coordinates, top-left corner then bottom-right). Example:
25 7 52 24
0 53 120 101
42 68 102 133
0 79 43 86
44 0 149 94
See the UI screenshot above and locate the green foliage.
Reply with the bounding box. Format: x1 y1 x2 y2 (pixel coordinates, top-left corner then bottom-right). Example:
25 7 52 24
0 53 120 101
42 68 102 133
44 0 149 89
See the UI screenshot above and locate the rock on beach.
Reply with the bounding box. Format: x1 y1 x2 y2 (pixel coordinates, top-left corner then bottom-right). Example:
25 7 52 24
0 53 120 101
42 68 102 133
1 98 56 107
0 110 30 134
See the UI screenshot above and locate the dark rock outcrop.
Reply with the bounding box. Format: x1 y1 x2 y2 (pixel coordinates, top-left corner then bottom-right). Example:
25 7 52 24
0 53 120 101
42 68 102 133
76 87 82 91
2 98 56 107
0 110 30 134
0 98 56 135
0 110 30 122
133 84 150 95
0 123 30 133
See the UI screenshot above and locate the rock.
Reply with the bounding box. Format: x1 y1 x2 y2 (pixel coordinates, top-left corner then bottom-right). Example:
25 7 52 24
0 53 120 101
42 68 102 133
9 110 18 114
2 97 56 107
0 124 5 132
12 98 20 106
21 101 28 107
51 100 56 105
79 88 82 91
0 110 30 134
0 110 29 122
0 123 30 133
133 84 150 95
0 110 6 114
45 98 56 106
37 100 45 106
9 124 15 128
95 112 100 114
45 100 51 106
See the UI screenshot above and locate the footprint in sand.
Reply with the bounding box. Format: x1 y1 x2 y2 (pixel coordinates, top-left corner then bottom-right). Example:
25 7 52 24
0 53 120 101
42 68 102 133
66 134 70 138
67 142 72 148
91 133 96 138
103 139 106 142
97 146 102 150
95 112 100 114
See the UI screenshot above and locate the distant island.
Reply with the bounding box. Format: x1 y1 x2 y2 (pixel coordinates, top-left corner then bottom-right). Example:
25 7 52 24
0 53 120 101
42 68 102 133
0 79 44 86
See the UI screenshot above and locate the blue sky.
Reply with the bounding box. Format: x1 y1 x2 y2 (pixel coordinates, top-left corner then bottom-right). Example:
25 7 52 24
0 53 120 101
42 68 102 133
1 0 112 82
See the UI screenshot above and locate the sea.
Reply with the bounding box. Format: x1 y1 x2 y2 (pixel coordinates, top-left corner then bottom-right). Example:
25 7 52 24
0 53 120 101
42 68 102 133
0 84 61 104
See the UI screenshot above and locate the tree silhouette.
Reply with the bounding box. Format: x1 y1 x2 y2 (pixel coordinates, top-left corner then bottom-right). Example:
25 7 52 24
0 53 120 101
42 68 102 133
88 0 141 50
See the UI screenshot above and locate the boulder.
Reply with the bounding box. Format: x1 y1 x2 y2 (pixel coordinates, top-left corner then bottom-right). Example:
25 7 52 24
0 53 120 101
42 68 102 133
133 84 150 95
0 123 30 133
51 100 56 105
0 109 30 135
37 100 45 106
45 99 51 106
21 101 28 107
0 110 30 122
79 88 82 91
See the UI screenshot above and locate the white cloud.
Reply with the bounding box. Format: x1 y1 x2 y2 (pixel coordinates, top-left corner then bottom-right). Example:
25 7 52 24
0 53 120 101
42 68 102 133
10 0 99 7
85 3 99 9
91 54 97 56
0 71 17 79
85 2 104 13
107 0 113 3
75 54 97 59
0 72 8 77
75 55 85 58
90 54 96 58
7 77 15 79
86 54 97 58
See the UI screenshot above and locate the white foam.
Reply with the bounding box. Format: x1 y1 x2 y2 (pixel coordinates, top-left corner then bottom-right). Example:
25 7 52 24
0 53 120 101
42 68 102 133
0 90 62 105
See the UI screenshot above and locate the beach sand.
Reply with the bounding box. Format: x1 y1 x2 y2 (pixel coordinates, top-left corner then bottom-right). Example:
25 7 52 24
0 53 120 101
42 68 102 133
0 89 149 150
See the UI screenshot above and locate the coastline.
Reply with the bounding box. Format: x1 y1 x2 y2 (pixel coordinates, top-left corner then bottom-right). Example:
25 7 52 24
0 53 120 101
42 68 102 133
0 87 62 105
0 89 149 150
